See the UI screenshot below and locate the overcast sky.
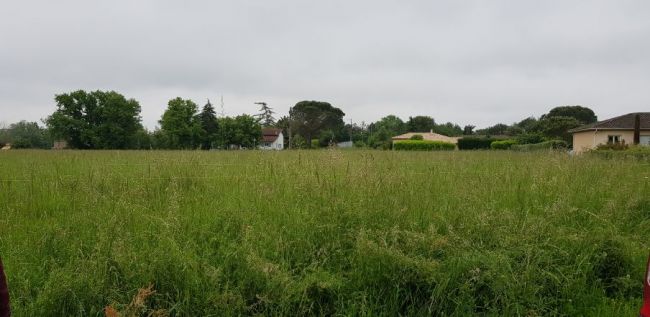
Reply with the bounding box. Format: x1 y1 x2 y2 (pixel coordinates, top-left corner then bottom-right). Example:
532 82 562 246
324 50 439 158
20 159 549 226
1 0 649 129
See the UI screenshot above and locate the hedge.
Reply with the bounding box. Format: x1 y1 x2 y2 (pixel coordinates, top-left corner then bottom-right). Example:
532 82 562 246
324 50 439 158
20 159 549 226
511 140 568 151
393 140 456 151
457 137 500 150
490 139 518 150
589 145 650 160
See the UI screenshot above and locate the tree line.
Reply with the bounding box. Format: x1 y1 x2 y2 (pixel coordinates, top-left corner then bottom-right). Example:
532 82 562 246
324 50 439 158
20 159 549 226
0 89 597 149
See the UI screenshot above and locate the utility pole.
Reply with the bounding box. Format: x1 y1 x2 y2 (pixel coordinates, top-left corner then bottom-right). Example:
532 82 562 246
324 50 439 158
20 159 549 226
288 106 293 150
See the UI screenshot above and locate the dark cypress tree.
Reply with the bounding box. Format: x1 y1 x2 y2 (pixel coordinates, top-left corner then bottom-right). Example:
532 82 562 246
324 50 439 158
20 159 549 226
199 99 219 150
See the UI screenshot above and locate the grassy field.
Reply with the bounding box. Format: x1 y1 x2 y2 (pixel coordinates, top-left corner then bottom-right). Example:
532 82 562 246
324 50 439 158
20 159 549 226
0 150 648 316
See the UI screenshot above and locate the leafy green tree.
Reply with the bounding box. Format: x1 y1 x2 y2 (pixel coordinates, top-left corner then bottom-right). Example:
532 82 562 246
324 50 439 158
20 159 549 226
218 115 262 149
543 106 597 124
199 100 219 150
367 127 392 149
406 116 435 132
290 101 345 148
133 129 153 149
5 121 51 149
463 125 475 135
255 102 276 127
159 97 202 149
369 115 406 137
291 134 307 149
535 116 581 144
434 122 463 136
45 90 142 149
346 122 368 143
318 130 336 147
475 123 509 136
515 117 538 132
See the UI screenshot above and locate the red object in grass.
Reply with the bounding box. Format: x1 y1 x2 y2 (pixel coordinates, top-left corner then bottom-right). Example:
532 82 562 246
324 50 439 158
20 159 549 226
0 258 9 317
641 254 650 317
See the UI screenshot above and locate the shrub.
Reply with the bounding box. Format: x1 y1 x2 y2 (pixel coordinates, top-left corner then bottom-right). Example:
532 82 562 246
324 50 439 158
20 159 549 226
595 141 628 151
393 140 455 151
490 140 517 150
457 137 498 150
589 145 650 160
515 133 545 145
318 130 336 147
410 134 424 140
511 140 568 151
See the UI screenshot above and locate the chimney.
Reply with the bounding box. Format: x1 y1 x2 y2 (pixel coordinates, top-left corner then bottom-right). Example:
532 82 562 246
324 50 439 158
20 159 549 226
634 114 641 145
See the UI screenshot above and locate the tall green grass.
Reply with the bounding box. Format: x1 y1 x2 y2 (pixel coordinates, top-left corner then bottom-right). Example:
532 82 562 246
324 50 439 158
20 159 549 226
0 150 648 316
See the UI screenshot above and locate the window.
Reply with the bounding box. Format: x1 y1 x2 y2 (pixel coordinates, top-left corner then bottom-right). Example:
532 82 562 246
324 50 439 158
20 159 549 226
641 135 650 146
607 135 621 144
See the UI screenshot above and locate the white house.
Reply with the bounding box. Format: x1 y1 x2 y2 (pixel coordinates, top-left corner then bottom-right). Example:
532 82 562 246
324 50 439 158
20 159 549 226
260 128 284 150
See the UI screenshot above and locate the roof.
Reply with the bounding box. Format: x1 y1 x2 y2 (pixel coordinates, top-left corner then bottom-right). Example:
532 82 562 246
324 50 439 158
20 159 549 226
262 128 282 143
392 132 460 143
569 112 650 133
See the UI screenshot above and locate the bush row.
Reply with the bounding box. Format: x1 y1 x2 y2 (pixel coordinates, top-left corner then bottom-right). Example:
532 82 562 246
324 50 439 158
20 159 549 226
589 145 650 160
457 137 503 150
490 140 518 150
393 140 456 151
511 140 568 151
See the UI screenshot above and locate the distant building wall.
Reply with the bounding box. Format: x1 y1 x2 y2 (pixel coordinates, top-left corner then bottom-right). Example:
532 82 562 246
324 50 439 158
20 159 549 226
52 140 68 150
260 132 284 150
572 130 650 153
337 141 353 148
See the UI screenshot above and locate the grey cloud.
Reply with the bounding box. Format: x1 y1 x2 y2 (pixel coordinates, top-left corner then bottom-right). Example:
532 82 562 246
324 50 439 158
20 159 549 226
1 0 649 129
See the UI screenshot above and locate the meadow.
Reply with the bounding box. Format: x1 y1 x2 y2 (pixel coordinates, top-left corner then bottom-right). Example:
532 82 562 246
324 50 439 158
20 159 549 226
0 149 648 316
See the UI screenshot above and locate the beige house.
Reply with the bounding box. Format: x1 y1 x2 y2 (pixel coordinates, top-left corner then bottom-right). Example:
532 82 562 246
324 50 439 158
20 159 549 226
570 112 650 153
392 131 460 144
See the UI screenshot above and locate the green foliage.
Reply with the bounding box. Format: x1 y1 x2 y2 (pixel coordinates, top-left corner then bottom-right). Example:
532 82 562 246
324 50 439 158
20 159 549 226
406 116 435 132
353 141 366 148
591 240 636 298
588 145 650 160
369 115 406 137
45 90 142 149
159 97 202 149
393 140 455 151
318 130 336 147
457 137 501 150
516 133 545 145
534 116 582 145
596 142 629 151
543 105 597 124
290 101 345 148
199 100 219 150
291 134 307 149
475 123 509 136
0 150 645 315
516 117 539 132
310 139 320 148
463 125 475 135
367 127 392 149
490 139 517 150
4 121 51 149
409 134 424 140
433 122 463 136
511 140 568 151
218 115 262 149
255 102 276 127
